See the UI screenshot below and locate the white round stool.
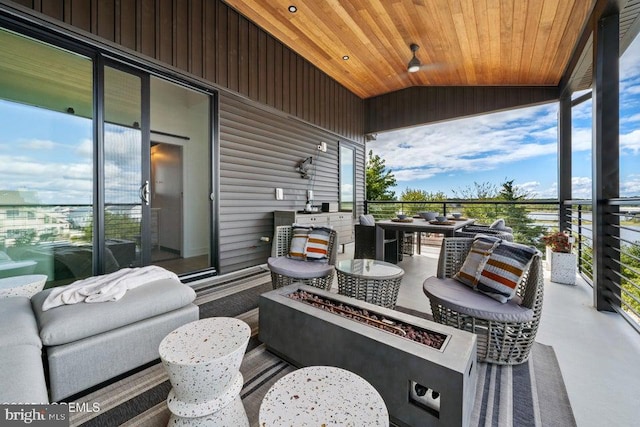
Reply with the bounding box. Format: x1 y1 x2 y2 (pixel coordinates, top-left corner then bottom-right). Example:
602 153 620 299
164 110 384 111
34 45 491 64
260 365 389 426
159 317 251 425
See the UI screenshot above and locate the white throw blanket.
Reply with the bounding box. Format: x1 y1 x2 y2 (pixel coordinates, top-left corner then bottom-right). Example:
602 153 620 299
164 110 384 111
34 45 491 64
42 266 180 311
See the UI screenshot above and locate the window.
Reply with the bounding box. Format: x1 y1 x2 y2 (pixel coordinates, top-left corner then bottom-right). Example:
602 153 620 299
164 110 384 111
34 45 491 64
339 144 355 212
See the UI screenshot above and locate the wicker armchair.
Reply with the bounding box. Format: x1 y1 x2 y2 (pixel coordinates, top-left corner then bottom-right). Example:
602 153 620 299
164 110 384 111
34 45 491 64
423 237 544 365
267 225 338 290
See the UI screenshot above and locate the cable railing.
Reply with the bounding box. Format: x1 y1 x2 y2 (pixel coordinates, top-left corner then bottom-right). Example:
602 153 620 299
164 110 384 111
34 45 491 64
366 198 640 332
565 198 640 332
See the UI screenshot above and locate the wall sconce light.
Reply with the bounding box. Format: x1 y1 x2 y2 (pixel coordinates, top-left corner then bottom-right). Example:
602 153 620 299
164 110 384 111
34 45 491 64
295 156 313 179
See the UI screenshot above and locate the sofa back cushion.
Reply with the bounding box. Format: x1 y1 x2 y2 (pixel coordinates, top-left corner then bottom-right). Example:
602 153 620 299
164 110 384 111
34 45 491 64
0 297 42 349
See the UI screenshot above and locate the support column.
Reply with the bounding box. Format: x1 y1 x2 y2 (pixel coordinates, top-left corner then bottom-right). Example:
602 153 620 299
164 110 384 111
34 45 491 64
558 94 572 233
592 13 620 312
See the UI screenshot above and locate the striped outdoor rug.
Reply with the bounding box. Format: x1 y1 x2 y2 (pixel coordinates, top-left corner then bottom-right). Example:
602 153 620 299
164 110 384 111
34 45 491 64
69 272 575 427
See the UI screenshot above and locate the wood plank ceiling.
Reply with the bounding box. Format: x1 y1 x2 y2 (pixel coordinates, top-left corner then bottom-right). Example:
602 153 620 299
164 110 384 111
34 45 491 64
223 0 596 99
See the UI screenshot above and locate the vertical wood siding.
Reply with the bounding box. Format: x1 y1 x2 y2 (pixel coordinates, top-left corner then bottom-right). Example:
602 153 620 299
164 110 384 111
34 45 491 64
219 92 364 273
13 0 365 142
365 86 559 133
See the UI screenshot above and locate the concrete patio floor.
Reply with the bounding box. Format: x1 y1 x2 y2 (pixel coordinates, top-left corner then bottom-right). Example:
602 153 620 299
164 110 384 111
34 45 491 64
336 242 640 427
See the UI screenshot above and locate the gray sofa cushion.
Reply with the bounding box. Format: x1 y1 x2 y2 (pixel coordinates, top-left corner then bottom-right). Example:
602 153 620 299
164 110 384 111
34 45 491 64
31 278 196 346
0 345 49 404
0 297 42 349
423 276 533 323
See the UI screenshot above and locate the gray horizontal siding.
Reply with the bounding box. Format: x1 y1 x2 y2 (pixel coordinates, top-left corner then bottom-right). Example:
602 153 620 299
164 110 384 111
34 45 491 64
219 92 364 273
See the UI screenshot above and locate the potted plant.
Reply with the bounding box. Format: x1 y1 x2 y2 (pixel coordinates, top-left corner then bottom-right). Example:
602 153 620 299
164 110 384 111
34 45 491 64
542 231 576 285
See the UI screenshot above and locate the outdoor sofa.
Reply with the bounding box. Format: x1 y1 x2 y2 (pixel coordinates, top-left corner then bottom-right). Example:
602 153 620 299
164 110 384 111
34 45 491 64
0 276 198 403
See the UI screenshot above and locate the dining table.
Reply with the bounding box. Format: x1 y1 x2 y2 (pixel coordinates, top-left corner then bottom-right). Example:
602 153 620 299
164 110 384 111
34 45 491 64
375 218 475 261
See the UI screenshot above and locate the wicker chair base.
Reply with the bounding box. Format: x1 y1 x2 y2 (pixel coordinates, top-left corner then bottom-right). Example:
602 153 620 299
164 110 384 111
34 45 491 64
429 301 537 365
270 271 333 291
336 273 402 309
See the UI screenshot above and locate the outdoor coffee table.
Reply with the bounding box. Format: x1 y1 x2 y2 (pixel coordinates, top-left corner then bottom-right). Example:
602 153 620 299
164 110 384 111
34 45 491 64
259 365 389 426
336 259 404 308
159 317 251 425
0 274 47 298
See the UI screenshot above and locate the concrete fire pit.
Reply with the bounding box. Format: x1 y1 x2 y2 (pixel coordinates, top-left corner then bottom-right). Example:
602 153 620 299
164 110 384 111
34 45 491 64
259 284 478 427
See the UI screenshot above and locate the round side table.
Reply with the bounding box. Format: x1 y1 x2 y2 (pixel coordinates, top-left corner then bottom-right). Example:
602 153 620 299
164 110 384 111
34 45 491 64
159 317 251 426
0 274 47 298
336 259 405 308
259 365 388 426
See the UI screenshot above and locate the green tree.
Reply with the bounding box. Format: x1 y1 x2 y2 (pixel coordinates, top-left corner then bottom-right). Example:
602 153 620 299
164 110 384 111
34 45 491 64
399 188 446 216
451 181 500 223
451 179 545 248
620 243 640 315
366 150 396 201
451 181 499 200
496 180 545 248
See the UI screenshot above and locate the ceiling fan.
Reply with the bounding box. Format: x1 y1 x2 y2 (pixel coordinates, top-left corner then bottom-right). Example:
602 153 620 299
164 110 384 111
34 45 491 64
407 43 421 73
405 43 447 74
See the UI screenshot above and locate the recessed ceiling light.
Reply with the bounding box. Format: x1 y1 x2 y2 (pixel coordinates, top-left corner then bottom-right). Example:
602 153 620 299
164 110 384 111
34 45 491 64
288 5 297 13
342 55 349 60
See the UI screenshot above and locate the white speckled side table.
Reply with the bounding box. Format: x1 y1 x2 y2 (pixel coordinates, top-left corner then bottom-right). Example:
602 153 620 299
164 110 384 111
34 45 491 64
0 274 47 298
159 317 251 426
259 366 389 426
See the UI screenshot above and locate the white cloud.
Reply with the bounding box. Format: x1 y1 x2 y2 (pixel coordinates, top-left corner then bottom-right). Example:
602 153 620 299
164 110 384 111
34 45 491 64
21 139 58 150
392 168 439 181
621 174 640 197
620 36 640 80
621 129 640 154
571 176 592 199
371 103 559 180
621 112 640 124
572 128 592 151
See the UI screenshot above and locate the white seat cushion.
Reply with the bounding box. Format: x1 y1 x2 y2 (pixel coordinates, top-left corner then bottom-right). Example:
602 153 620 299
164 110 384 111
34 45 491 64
423 276 533 323
268 257 333 279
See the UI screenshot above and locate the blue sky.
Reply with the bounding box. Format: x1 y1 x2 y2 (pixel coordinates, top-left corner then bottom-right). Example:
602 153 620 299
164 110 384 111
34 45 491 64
370 36 640 199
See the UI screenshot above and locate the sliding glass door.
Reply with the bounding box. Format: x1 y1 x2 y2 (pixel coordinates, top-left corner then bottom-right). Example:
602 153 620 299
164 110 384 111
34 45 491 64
102 64 150 272
0 25 215 286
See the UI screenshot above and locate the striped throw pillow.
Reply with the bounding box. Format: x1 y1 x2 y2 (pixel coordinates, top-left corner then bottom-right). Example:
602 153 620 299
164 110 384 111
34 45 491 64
454 235 501 287
304 226 332 262
288 225 311 260
477 240 539 303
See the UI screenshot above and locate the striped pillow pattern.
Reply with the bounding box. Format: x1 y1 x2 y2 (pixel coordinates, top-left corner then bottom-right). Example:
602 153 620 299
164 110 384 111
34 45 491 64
476 241 539 303
304 226 332 262
288 225 311 260
454 235 500 287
